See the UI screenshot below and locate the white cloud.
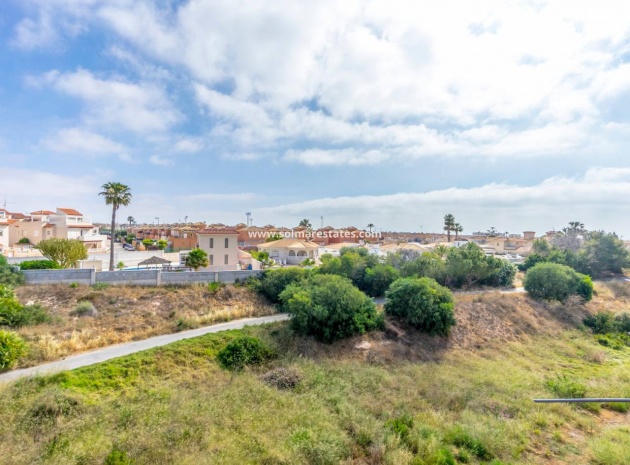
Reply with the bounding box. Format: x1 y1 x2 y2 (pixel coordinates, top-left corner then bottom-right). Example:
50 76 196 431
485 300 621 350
256 167 630 235
43 128 130 161
36 69 181 134
173 137 204 153
149 155 173 166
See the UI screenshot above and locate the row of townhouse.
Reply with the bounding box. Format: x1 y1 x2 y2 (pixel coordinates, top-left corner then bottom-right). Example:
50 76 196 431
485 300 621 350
0 208 107 256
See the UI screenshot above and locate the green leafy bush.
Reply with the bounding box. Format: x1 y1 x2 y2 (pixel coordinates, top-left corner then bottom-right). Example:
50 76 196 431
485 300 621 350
0 330 27 370
0 299 51 327
384 277 456 336
524 262 593 301
445 426 493 460
385 414 414 441
17 237 31 244
279 274 384 343
0 284 14 299
253 267 310 303
104 448 135 465
362 264 400 297
18 260 61 270
217 336 275 371
207 282 225 294
0 255 25 286
546 376 587 398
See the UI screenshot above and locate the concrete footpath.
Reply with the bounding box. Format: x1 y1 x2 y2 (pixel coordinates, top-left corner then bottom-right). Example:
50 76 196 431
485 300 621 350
0 314 290 384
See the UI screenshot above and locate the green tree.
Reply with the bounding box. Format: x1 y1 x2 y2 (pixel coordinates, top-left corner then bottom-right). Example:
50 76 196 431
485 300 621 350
142 238 154 248
279 274 383 343
36 238 88 269
367 223 375 233
116 261 125 271
298 219 312 229
581 232 630 277
532 238 551 256
454 223 463 240
99 182 132 271
185 248 209 271
157 239 168 250
486 227 499 237
443 214 456 242
0 330 27 371
524 262 593 302
217 336 274 371
127 216 135 228
384 277 456 336
253 268 310 303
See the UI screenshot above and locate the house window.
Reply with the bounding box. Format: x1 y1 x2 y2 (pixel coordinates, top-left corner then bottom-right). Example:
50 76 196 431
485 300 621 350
209 255 214 265
224 254 228 265
0 231 3 236
224 237 229 248
209 238 214 248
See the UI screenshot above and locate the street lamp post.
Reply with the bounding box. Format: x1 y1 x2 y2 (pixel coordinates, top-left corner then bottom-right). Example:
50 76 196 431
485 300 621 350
155 217 160 240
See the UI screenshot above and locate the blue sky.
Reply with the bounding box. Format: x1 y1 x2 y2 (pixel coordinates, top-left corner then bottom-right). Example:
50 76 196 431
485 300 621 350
1 0 629 236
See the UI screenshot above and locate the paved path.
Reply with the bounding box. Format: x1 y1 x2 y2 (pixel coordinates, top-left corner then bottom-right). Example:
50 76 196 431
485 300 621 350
0 314 289 384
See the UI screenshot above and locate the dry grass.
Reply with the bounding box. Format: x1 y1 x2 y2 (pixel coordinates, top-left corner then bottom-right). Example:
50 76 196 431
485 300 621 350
13 283 276 367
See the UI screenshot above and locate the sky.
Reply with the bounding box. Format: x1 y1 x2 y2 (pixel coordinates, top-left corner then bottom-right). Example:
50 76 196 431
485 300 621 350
0 0 629 236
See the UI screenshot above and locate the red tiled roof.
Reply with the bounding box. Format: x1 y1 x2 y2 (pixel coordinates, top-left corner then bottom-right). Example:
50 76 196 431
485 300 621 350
9 213 29 219
197 228 239 235
31 210 55 215
58 208 83 216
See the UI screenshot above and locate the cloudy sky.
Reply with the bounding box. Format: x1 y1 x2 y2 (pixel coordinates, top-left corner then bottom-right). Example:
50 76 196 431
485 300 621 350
1 0 629 235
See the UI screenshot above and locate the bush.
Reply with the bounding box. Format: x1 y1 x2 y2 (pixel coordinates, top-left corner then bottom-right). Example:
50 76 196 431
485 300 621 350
524 263 593 301
260 366 303 390
384 277 456 336
0 255 24 286
0 284 14 299
279 274 384 343
104 448 135 465
0 299 51 327
0 330 27 370
546 376 586 398
70 301 98 317
362 264 400 297
217 336 275 371
207 282 225 294
254 267 310 303
18 237 30 244
18 260 61 270
445 427 493 460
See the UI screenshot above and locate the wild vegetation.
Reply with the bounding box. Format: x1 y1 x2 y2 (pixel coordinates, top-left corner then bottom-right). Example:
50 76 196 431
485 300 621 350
5 283 275 368
1 287 630 464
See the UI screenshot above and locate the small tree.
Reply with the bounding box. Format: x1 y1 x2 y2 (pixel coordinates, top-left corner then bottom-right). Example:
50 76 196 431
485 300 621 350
36 238 88 269
217 336 275 371
443 214 456 242
142 239 154 248
265 233 283 242
279 274 384 343
524 262 593 302
0 256 24 286
384 277 456 336
116 261 125 271
253 268 310 303
298 219 312 229
363 264 400 297
185 248 209 271
157 239 168 250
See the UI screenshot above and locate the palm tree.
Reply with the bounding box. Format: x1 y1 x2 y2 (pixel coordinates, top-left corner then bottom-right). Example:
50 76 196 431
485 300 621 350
443 214 456 242
298 218 312 229
367 223 375 233
434 244 449 258
100 182 132 271
486 226 499 237
454 223 463 240
127 216 135 229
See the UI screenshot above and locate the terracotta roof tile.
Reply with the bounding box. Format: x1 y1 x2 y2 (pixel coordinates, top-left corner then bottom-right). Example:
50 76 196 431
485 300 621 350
197 228 239 235
58 208 83 216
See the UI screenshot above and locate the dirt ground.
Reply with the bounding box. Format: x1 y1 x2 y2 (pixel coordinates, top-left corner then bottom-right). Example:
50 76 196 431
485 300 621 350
14 283 276 366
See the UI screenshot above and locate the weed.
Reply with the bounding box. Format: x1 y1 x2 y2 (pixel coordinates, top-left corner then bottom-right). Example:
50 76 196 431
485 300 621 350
92 283 110 290
70 301 98 317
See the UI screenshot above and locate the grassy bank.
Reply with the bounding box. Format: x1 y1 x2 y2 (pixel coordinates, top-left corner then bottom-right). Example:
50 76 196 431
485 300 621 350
1 291 629 464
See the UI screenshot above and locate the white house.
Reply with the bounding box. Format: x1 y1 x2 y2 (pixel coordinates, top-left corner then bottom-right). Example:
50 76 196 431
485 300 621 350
196 229 241 270
257 238 319 265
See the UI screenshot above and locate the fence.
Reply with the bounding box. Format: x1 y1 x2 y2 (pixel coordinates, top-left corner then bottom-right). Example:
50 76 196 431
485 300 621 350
22 269 263 286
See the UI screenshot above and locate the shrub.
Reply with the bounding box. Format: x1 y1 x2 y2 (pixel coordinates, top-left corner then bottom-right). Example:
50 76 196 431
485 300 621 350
0 284 14 299
0 299 51 327
185 248 209 271
0 255 25 286
19 260 61 270
524 262 593 302
217 336 275 371
279 274 384 343
260 366 303 390
362 264 400 297
18 237 31 244
36 238 88 268
385 414 414 441
207 282 225 294
445 427 493 460
546 376 587 398
254 267 310 303
384 277 456 336
104 448 135 465
70 301 98 317
0 330 27 370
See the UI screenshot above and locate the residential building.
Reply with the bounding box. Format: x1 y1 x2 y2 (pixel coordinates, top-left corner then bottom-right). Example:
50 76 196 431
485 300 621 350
257 238 319 265
196 229 240 270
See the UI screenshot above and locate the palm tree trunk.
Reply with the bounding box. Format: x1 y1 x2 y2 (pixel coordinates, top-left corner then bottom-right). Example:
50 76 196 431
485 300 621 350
109 206 116 271
447 229 451 242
